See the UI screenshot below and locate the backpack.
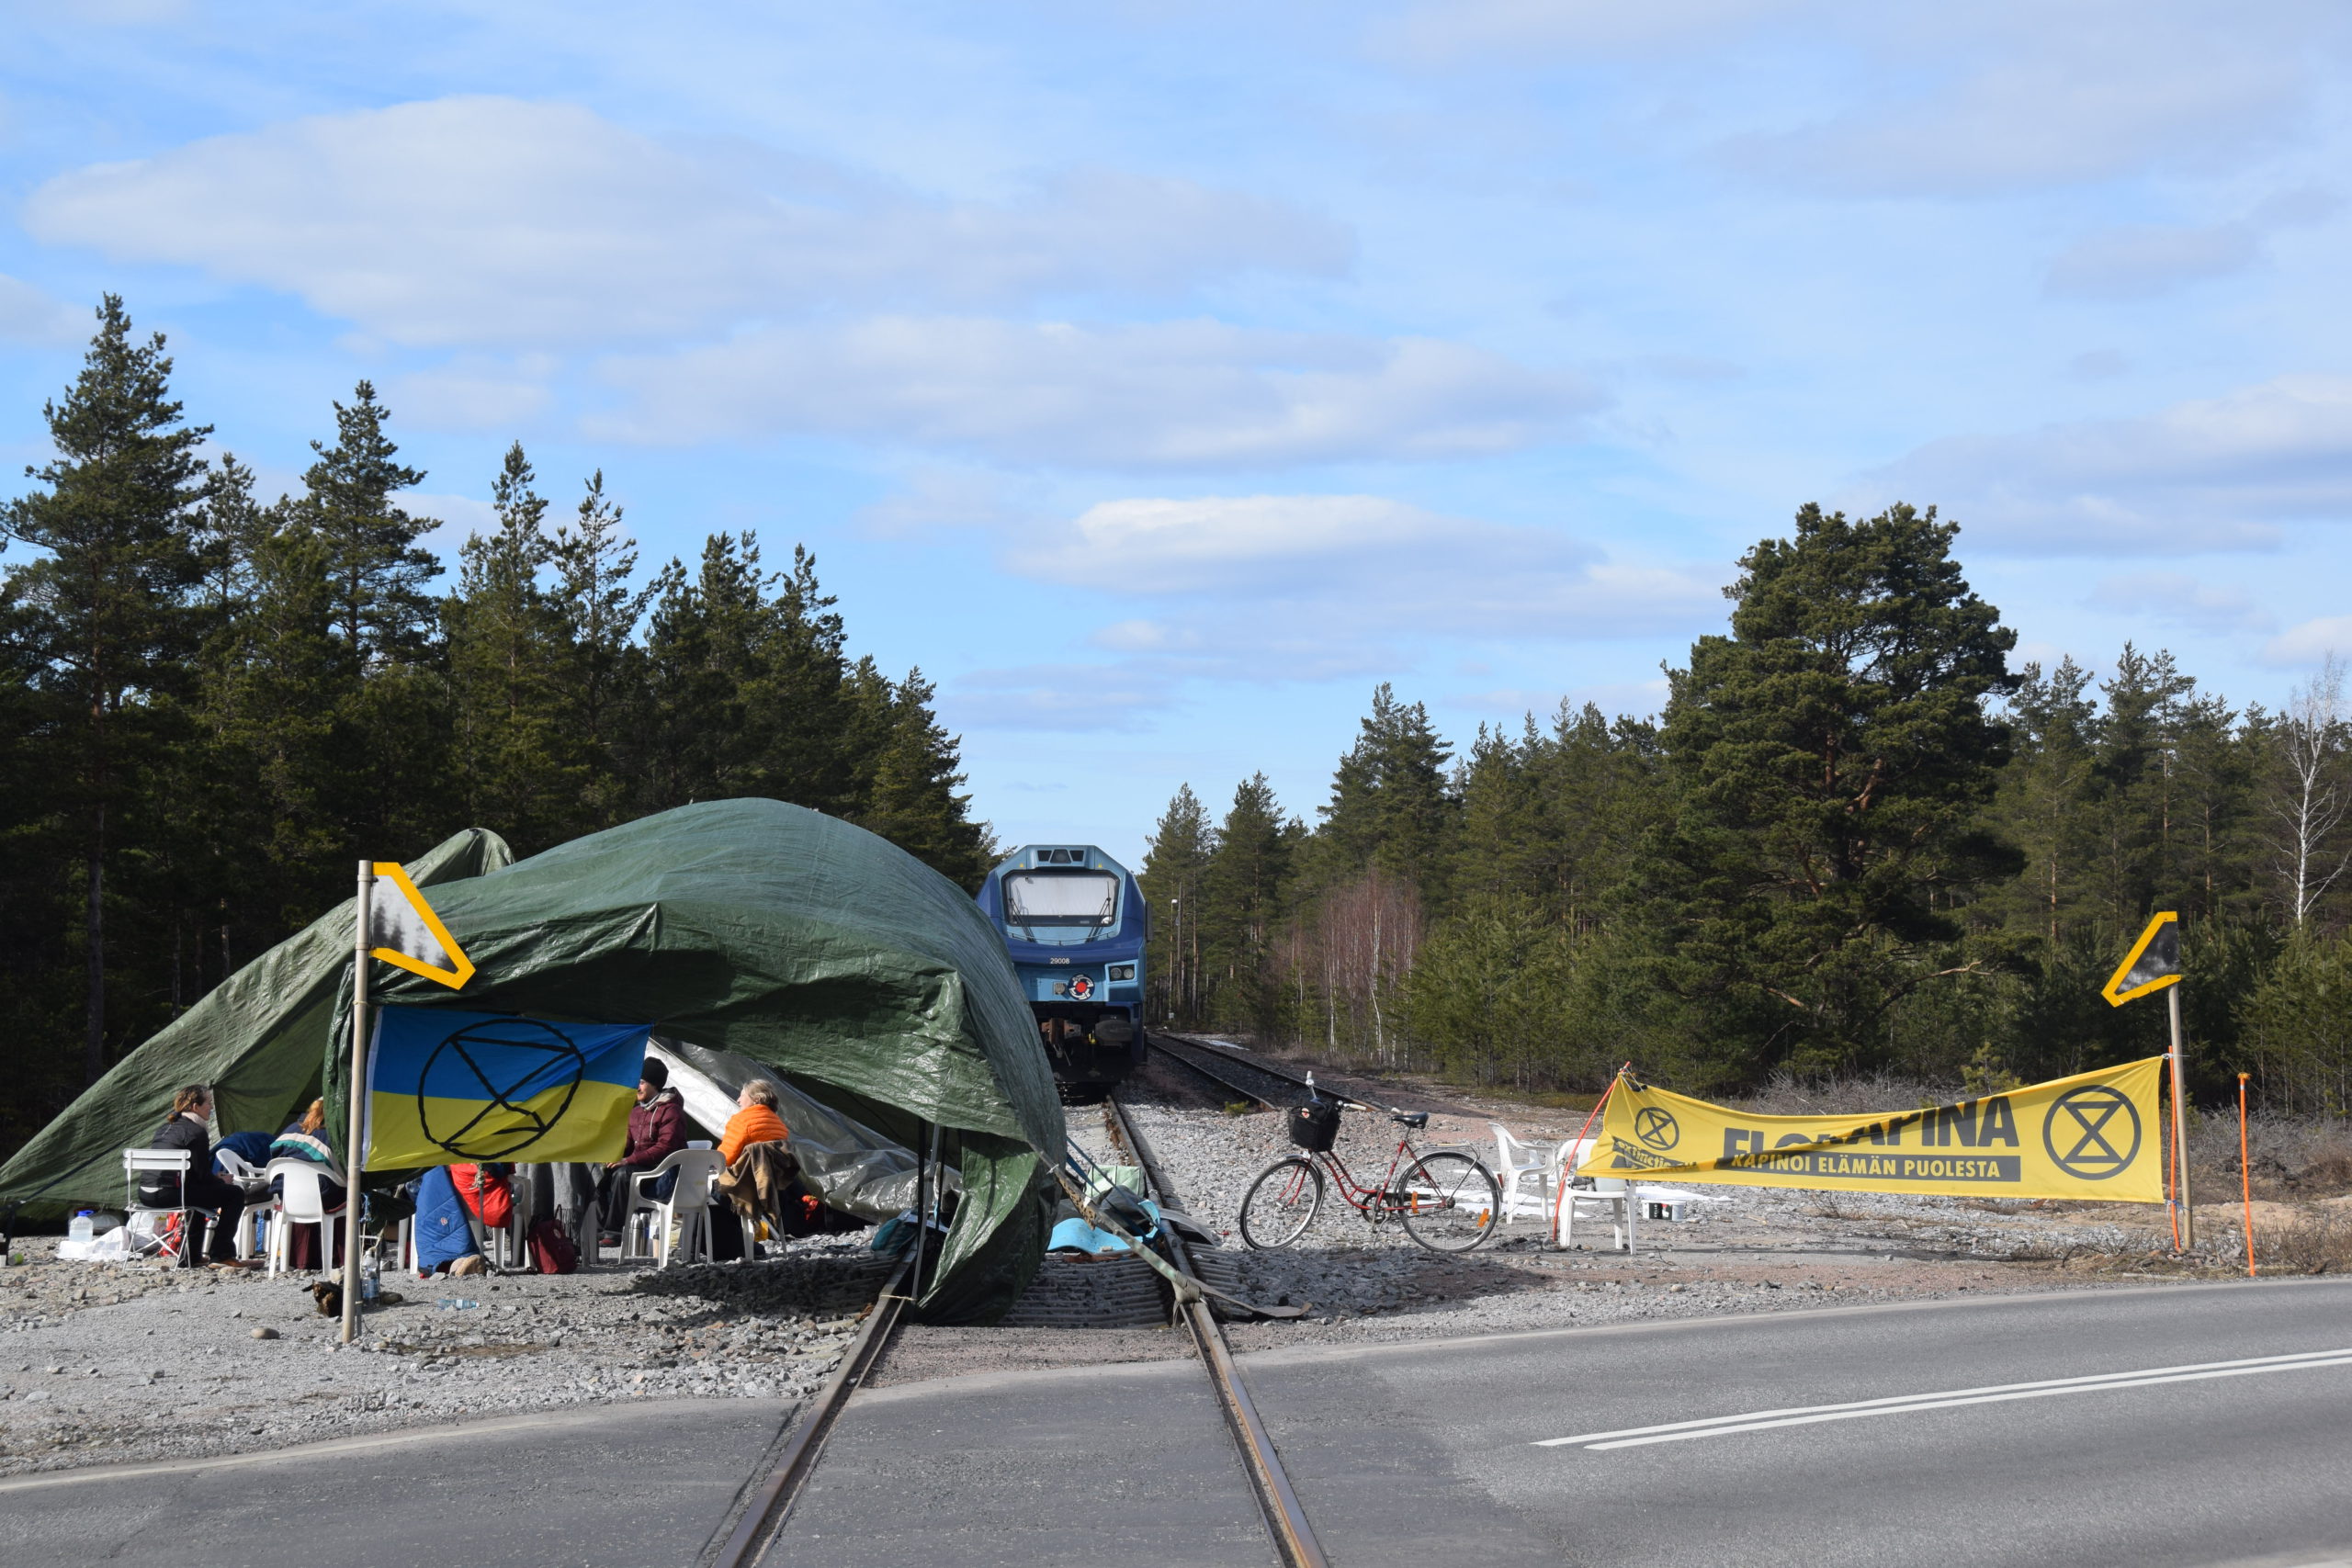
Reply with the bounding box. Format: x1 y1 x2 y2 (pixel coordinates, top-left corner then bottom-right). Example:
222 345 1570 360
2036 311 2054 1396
528 1216 579 1275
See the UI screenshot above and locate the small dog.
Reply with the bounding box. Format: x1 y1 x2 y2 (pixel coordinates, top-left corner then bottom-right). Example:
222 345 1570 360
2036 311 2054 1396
310 1280 342 1317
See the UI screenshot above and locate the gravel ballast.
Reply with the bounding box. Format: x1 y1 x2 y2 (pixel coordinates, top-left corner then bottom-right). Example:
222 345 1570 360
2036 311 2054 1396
0 1240 889 1476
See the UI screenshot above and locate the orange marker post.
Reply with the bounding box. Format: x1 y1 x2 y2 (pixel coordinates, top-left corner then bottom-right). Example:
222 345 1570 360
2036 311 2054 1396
2238 1073 2256 1279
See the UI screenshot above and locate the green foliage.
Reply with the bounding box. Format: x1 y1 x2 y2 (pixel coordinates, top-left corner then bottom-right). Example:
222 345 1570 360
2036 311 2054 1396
2242 930 2352 1114
1171 500 2340 1111
1138 784 1214 1023
1641 502 2022 1077
0 300 996 1155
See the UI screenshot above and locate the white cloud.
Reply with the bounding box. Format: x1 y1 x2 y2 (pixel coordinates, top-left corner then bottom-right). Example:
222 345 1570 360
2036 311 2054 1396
2045 222 2263 299
591 320 1592 467
1856 375 2352 555
2044 188 2340 299
944 664 1176 733
1016 493 1720 677
2082 572 2275 635
388 356 556 433
25 96 1351 349
0 275 85 345
1374 0 1806 59
2266 615 2352 666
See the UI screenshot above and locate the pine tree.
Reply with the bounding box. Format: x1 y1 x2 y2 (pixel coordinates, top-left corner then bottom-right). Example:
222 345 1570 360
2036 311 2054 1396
551 470 648 829
1 296 210 1084
1139 784 1216 1024
1315 682 1456 908
1198 773 1291 1030
296 381 439 666
447 443 578 850
849 662 994 887
1644 502 2019 1077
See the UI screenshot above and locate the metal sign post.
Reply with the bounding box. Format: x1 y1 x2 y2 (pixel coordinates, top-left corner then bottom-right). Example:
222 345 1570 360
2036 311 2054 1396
340 862 373 1345
2167 983 2193 1252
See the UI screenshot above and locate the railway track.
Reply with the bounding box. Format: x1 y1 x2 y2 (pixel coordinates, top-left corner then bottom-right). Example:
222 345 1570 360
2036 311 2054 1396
707 1072 1329 1568
1105 1091 1329 1568
701 1257 910 1568
1148 1032 1320 1110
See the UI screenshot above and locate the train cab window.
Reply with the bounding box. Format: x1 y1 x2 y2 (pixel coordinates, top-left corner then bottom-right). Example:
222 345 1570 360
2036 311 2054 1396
1004 872 1118 930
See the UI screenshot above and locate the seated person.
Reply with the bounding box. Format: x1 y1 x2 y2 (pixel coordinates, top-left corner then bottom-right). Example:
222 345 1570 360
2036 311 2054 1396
269 1100 346 1205
211 1128 275 1179
597 1058 685 1243
710 1080 791 1263
141 1085 256 1269
410 1166 488 1278
719 1079 789 1167
267 1099 346 1269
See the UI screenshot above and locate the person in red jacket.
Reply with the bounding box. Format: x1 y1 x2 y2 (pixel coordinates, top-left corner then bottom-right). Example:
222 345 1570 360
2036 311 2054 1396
597 1057 686 1244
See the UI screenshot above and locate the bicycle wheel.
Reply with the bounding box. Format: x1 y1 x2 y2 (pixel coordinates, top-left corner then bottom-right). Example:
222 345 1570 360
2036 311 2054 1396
1239 1157 1325 1249
1396 1152 1499 1253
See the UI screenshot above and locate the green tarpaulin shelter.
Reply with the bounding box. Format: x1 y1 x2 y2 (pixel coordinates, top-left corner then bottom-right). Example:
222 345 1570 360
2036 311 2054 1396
0 800 1066 1322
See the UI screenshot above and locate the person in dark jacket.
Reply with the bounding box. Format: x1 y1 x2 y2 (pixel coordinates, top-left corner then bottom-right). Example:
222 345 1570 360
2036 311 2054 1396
141 1085 255 1268
597 1058 686 1242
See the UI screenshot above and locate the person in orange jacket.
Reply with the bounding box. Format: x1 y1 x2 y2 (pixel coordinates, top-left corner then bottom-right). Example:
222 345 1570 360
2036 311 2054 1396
719 1078 790 1168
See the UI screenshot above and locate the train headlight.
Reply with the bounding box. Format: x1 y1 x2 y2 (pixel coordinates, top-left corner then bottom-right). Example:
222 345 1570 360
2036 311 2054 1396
1108 964 1136 982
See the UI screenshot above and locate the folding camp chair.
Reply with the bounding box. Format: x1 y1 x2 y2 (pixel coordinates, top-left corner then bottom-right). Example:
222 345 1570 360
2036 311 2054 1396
124 1148 215 1268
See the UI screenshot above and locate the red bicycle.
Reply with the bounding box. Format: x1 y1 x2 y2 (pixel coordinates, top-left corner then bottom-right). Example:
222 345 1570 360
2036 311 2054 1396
1238 1092 1499 1254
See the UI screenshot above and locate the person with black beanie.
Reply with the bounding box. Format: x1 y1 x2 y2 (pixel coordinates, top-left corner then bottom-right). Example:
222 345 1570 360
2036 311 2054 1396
597 1057 685 1242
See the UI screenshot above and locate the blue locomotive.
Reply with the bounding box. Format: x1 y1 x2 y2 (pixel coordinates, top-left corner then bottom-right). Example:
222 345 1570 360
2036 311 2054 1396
976 844 1148 1096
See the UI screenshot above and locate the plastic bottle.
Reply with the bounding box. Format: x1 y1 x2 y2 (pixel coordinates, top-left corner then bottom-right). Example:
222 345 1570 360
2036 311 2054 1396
68 1212 94 1244
360 1254 380 1302
434 1298 479 1311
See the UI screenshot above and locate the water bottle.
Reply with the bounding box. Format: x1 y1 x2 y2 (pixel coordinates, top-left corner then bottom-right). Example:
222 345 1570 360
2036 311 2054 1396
68 1212 94 1244
360 1254 380 1302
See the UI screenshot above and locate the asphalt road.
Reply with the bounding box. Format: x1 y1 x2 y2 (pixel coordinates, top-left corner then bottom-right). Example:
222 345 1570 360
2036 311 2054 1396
0 1398 790 1568
1243 1277 2352 1568
7 1280 2349 1567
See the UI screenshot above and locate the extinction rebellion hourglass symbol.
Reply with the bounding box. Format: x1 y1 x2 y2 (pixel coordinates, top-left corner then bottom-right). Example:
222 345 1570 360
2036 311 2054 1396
416 1018 589 1160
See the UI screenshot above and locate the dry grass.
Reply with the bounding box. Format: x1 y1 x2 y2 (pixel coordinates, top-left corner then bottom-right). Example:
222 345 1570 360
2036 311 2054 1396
2253 1212 2352 1274
2188 1111 2352 1200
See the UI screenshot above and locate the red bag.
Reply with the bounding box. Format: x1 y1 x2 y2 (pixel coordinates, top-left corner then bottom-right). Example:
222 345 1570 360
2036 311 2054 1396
528 1216 579 1275
449 1164 514 1230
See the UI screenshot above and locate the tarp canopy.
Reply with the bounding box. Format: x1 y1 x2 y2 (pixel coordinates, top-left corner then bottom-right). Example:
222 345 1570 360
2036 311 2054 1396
0 828 514 1222
646 1036 941 1223
4 800 1066 1322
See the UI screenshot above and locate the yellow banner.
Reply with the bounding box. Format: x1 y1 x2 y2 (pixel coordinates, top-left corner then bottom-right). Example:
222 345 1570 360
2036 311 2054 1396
1577 1057 2165 1202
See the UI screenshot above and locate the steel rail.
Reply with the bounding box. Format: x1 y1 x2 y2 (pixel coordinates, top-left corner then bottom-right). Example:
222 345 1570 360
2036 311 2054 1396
704 1256 912 1568
1147 1032 1306 1111
1106 1094 1329 1568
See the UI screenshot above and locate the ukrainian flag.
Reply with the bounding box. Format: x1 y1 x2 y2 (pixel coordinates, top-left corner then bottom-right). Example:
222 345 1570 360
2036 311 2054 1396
365 1008 650 1168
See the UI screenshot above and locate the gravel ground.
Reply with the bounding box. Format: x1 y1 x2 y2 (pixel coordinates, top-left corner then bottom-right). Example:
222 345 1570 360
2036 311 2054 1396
0 1239 888 1477
6 1050 2295 1475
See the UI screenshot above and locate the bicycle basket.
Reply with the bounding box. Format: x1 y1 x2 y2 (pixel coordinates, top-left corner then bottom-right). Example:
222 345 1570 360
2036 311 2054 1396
1288 1099 1341 1152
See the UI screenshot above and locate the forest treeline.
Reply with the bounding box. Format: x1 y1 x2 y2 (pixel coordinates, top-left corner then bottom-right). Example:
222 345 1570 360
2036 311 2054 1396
1139 506 2352 1111
0 299 993 1156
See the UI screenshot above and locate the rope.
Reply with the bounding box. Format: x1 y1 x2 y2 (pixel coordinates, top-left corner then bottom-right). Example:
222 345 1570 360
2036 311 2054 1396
1549 1066 1625 1245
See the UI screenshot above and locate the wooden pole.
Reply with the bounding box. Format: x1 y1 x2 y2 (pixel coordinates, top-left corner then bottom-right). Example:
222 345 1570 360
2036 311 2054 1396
2238 1073 2256 1279
2167 983 2193 1253
339 862 373 1345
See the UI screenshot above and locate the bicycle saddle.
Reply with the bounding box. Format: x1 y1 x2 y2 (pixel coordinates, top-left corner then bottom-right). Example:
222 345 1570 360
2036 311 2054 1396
1390 1110 1430 1129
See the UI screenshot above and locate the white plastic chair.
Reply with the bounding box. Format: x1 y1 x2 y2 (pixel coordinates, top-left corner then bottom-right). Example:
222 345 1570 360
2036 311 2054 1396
1487 1122 1555 1228
123 1148 209 1267
621 1148 725 1268
213 1149 269 1258
1551 1137 1635 1252
264 1157 346 1277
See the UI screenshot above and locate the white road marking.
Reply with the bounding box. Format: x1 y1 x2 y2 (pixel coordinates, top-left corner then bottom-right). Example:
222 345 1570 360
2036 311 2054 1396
1536 1347 2352 1451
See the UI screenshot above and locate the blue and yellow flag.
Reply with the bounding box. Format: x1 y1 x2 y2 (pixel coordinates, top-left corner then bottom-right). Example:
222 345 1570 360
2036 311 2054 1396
365 1007 650 1168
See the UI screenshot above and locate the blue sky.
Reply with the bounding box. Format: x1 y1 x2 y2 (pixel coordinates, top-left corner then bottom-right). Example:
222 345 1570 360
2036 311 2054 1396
6 2 2350 867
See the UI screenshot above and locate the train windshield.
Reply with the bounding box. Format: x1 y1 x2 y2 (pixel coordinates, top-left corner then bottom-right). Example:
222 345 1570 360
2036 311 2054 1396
1004 872 1119 928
